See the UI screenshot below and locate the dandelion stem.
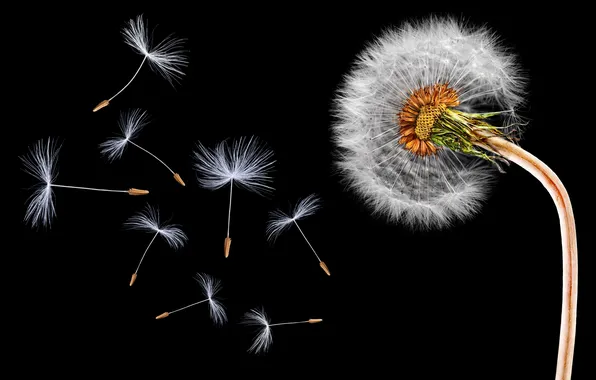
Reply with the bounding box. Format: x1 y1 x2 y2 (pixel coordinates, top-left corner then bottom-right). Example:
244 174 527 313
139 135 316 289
168 298 208 315
269 320 309 327
51 184 128 193
293 220 321 263
227 180 233 237
135 231 160 274
129 140 175 174
483 135 578 380
109 55 148 102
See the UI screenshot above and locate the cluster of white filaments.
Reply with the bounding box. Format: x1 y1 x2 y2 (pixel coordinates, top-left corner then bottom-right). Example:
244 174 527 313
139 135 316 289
332 17 526 229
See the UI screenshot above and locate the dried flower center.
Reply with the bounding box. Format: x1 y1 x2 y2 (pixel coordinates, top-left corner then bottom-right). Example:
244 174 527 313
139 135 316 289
397 83 508 165
398 83 459 157
415 104 447 140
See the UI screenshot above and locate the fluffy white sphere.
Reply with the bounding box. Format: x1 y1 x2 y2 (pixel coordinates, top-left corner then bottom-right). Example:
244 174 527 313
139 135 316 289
332 16 527 230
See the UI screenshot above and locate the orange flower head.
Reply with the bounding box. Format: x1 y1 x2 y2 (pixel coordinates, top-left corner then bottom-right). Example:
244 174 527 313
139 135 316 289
398 84 459 156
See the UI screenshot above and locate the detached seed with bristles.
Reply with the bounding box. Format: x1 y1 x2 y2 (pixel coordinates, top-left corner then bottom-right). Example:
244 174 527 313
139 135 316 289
192 136 275 259
93 14 188 112
124 204 187 286
99 109 185 187
266 194 330 276
19 137 149 229
241 307 323 354
155 273 227 326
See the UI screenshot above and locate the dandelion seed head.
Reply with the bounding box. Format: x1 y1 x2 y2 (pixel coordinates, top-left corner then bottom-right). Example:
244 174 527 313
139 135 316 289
99 109 150 161
192 136 275 196
20 138 61 228
122 14 189 85
194 273 227 326
242 307 272 354
124 204 188 250
332 16 527 230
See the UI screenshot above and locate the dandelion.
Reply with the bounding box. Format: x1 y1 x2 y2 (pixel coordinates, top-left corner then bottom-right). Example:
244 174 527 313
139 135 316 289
20 137 149 229
241 307 322 354
192 136 275 258
156 273 227 326
93 14 188 112
332 16 577 380
100 109 185 186
266 194 330 276
124 203 187 286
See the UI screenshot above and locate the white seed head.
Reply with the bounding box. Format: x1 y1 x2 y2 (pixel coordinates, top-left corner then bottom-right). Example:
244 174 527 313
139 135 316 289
332 16 527 230
242 307 272 354
124 203 187 250
194 272 227 326
266 193 321 243
192 136 275 196
20 138 61 228
99 109 150 161
122 14 188 85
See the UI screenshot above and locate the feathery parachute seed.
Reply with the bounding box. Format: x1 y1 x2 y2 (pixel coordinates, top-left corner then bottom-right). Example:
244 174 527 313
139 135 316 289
194 273 227 326
20 138 149 229
192 136 275 196
266 193 321 243
331 16 527 230
122 14 188 85
99 109 149 161
156 273 228 323
100 109 185 185
125 204 187 286
193 135 275 257
124 203 187 250
93 14 188 112
242 308 272 354
20 138 61 228
266 194 330 275
242 307 324 354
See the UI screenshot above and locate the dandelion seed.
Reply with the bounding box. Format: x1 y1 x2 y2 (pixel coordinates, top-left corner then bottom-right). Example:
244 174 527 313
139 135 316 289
266 194 330 276
241 307 322 354
19 137 149 229
332 16 577 380
192 136 275 258
99 109 185 186
93 14 188 112
124 203 187 286
156 273 227 326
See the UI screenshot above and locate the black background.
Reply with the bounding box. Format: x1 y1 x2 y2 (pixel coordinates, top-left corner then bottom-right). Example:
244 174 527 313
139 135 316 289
14 5 592 378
